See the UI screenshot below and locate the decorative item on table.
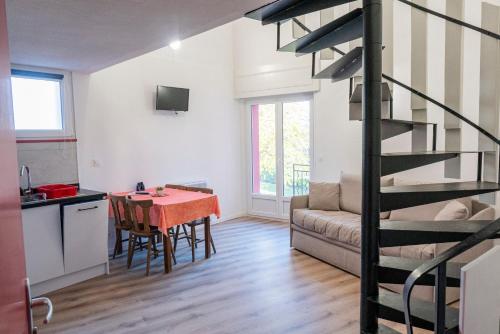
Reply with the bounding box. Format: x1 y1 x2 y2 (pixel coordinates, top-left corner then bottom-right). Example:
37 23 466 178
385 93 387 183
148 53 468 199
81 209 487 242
153 186 167 197
136 182 145 191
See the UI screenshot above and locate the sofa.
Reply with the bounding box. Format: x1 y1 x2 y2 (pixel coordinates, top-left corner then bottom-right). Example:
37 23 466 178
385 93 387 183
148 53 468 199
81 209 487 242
289 173 496 302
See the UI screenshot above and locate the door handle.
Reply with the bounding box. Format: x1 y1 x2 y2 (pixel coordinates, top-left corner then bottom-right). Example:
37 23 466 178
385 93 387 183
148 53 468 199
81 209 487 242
32 297 53 325
26 279 54 334
78 205 98 212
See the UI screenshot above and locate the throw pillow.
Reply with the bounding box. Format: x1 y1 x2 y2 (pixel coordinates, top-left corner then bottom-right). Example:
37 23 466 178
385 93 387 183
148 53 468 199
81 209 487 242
434 200 469 221
389 177 472 221
339 172 394 217
308 182 340 211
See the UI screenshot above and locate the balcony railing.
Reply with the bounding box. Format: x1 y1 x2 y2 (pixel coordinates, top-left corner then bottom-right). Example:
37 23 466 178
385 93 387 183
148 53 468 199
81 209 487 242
292 164 310 196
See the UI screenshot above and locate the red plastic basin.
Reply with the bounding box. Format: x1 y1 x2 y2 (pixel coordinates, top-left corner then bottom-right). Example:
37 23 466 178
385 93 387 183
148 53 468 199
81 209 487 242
36 184 78 199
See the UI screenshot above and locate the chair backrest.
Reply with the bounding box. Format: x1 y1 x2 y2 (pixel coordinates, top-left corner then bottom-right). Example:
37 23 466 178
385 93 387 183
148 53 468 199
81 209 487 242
164 184 189 191
109 194 132 229
126 198 154 234
184 186 213 195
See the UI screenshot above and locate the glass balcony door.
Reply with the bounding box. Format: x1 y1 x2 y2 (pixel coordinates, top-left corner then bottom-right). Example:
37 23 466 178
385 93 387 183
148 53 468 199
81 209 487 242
248 96 312 218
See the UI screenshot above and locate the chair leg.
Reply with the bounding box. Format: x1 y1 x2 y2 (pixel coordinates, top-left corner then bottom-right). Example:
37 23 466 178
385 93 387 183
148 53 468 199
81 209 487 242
191 225 196 262
174 225 180 252
113 228 123 259
182 224 191 247
152 236 158 259
146 237 152 276
127 234 135 269
210 236 216 254
113 234 119 259
139 237 143 251
170 240 177 265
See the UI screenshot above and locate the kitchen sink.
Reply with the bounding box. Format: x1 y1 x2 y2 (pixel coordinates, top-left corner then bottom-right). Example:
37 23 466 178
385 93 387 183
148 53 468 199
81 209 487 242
21 193 47 204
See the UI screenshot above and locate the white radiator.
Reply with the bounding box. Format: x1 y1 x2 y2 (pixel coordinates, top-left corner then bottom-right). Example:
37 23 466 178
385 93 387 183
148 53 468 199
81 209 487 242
181 180 208 188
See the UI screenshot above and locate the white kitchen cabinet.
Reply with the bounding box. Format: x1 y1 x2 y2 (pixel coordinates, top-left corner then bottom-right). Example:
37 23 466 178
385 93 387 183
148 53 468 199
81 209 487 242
21 205 65 285
63 200 108 274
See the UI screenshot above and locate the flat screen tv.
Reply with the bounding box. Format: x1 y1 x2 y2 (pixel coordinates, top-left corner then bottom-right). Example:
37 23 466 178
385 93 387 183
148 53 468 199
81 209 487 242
156 85 189 111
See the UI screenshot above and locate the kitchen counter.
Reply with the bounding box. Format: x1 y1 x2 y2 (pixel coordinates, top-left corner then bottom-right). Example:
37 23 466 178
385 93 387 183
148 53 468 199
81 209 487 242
21 188 107 209
21 190 109 296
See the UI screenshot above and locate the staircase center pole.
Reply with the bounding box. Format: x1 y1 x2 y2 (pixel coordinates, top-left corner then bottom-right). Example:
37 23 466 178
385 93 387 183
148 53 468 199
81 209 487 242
361 0 383 333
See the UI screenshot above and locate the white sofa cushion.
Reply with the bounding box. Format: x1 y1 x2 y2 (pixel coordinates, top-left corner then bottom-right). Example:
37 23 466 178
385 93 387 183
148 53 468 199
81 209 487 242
293 208 437 259
293 209 357 236
308 182 340 211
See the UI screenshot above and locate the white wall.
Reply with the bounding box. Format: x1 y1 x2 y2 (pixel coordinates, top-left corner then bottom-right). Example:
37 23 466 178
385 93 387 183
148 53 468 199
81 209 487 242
233 13 363 183
233 1 500 187
233 18 319 99
73 23 245 221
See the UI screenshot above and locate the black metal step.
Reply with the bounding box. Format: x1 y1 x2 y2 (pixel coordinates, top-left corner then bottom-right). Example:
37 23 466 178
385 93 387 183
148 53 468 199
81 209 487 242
245 0 355 25
313 46 362 81
380 220 500 247
369 290 459 332
380 151 490 176
376 324 402 334
377 256 462 287
380 181 500 211
279 9 363 55
381 119 434 140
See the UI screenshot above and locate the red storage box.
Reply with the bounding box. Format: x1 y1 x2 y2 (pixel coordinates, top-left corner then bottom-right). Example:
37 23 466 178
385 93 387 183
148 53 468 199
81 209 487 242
36 184 78 199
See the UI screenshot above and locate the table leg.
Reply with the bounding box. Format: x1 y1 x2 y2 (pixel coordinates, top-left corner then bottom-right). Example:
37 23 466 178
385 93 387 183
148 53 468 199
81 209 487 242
204 217 211 259
163 233 173 273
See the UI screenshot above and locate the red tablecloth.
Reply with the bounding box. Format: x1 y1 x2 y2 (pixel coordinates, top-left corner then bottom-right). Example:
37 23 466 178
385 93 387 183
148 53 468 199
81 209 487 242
112 188 221 235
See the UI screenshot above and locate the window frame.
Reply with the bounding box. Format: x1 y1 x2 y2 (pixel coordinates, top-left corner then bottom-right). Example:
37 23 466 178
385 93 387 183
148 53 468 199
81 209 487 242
246 94 314 219
11 65 75 139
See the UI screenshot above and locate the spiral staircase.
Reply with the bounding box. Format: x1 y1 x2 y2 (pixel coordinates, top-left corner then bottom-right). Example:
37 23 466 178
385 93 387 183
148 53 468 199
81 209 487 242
245 1 500 333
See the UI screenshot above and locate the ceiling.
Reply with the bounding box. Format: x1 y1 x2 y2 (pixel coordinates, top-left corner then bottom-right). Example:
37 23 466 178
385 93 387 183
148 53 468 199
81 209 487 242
6 0 269 73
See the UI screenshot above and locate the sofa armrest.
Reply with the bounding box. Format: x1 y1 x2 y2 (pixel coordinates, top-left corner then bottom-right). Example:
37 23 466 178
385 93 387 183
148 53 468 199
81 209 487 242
290 195 309 224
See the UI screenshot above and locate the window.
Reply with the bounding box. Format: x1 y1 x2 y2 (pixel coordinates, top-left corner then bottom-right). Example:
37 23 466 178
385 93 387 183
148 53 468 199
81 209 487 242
251 104 277 195
10 68 73 138
250 98 311 198
282 101 310 197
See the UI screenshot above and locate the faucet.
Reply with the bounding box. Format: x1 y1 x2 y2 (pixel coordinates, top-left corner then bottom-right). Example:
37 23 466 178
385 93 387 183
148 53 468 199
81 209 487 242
20 165 32 196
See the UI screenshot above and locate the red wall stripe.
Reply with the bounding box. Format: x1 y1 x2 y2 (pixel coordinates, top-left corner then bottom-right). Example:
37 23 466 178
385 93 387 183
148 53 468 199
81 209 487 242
16 138 77 144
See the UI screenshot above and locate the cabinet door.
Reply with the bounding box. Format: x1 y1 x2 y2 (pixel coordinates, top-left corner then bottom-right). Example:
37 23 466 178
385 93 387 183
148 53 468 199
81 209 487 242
21 205 65 284
63 200 108 274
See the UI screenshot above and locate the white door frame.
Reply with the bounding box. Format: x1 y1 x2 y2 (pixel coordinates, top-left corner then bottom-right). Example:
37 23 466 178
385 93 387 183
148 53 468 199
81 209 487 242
245 94 314 219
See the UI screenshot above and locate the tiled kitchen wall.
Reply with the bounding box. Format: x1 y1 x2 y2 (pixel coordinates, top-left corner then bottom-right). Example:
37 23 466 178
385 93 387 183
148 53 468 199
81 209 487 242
16 141 79 187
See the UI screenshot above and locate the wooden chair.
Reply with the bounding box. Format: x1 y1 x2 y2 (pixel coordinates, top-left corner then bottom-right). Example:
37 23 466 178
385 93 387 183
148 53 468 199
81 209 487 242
126 198 176 276
165 184 192 249
109 194 133 259
173 186 217 262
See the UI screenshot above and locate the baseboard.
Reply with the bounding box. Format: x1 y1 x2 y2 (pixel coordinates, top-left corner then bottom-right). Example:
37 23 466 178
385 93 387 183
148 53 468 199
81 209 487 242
214 213 288 224
31 263 108 297
214 212 246 224
246 213 288 222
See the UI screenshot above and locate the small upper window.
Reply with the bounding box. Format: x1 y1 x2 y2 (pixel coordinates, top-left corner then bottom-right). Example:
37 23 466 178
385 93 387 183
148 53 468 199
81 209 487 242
11 69 64 131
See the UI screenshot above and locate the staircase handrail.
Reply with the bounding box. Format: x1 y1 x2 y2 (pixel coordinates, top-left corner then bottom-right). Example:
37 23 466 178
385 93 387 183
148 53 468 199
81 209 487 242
402 217 500 334
284 18 500 146
396 0 500 41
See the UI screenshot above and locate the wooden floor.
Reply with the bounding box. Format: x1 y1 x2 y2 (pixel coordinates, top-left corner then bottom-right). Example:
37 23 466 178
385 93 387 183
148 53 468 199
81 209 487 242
35 217 427 334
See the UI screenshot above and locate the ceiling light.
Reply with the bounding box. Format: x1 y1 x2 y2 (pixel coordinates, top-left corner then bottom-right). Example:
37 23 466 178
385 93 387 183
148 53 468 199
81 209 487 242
169 40 181 50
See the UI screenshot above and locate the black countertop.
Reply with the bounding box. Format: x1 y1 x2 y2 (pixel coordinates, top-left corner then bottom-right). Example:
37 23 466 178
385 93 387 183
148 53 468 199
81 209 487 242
21 189 107 210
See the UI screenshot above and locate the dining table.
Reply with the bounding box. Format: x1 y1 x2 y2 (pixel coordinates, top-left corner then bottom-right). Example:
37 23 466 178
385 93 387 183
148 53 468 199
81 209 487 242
113 187 221 273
